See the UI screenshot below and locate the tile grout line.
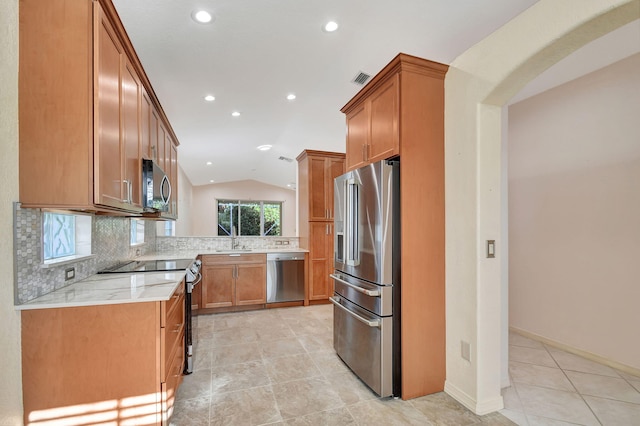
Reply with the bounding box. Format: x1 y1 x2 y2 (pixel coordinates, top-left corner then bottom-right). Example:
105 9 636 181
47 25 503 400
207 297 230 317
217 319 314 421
543 343 604 426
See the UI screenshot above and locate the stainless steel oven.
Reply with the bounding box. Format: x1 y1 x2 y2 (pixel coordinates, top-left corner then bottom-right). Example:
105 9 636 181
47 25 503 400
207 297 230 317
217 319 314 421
332 159 401 397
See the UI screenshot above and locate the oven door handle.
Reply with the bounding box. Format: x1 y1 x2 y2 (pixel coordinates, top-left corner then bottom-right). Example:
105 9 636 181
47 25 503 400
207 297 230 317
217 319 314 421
330 274 380 297
329 296 380 328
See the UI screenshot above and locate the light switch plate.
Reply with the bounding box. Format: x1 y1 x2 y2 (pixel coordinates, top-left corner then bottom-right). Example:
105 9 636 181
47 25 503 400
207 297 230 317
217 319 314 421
487 240 495 258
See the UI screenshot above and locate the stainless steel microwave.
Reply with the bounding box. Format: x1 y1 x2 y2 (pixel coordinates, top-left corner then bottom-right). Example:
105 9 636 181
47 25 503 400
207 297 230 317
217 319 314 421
142 159 171 212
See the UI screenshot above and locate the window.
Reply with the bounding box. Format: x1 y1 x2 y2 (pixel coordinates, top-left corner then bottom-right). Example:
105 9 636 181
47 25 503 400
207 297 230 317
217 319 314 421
164 221 175 237
43 212 92 263
217 199 282 236
130 219 145 245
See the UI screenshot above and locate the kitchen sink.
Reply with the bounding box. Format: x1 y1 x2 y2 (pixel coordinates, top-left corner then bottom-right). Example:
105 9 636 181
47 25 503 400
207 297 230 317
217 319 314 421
215 249 253 252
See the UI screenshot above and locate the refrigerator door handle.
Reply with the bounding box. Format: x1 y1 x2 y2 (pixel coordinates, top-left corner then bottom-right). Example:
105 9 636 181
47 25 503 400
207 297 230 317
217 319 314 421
330 274 381 297
329 296 380 328
345 178 360 266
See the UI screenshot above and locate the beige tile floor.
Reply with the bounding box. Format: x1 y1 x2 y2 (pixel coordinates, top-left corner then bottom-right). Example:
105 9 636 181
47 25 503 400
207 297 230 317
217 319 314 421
501 332 640 425
171 304 637 425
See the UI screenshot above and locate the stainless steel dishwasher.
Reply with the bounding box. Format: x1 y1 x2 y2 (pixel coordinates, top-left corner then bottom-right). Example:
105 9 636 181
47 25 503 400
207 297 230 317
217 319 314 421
266 252 305 303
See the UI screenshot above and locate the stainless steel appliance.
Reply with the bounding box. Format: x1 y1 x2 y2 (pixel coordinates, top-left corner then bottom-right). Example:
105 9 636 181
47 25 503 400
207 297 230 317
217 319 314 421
183 259 202 374
266 252 305 303
142 159 171 212
331 159 400 397
98 257 201 375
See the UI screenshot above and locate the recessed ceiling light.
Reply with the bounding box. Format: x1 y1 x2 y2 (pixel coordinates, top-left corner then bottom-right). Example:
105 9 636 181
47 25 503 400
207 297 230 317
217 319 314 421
192 10 213 24
323 21 339 32
286 93 296 101
231 111 241 117
209 179 215 183
204 95 215 102
206 161 212 165
256 145 272 151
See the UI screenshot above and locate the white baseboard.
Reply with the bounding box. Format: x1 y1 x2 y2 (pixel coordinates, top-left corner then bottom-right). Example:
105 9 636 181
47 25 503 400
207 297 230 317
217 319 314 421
510 326 640 377
444 381 505 416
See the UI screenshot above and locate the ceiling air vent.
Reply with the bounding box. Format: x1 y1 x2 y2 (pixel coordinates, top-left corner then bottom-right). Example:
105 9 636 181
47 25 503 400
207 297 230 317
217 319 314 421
351 71 371 86
278 156 293 163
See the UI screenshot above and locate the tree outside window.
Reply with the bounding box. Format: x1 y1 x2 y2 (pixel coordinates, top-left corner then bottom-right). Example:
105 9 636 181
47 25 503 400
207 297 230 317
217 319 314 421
217 200 282 236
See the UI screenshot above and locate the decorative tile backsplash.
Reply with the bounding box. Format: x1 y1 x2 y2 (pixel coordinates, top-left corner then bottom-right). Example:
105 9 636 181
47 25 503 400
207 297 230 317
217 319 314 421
14 203 299 305
13 204 156 304
156 236 299 252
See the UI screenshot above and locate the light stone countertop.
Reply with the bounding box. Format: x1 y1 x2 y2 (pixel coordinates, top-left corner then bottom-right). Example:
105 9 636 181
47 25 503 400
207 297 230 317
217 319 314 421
138 248 308 260
15 271 186 311
16 248 308 311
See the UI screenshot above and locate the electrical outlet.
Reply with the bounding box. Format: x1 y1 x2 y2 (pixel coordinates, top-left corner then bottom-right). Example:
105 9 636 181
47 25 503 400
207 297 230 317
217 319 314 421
65 267 75 281
461 340 471 361
275 241 283 245
282 240 290 245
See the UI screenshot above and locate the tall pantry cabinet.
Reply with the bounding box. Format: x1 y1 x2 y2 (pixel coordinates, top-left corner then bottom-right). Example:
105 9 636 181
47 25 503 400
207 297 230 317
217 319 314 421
341 53 448 400
297 150 345 302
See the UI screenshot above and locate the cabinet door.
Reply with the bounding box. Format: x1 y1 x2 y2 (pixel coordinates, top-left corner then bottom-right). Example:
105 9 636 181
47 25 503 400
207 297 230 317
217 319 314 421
308 156 329 220
345 103 368 171
201 264 235 308
169 141 178 217
94 6 124 208
326 157 345 220
140 90 152 160
121 58 142 207
309 222 333 300
236 263 267 305
157 121 167 172
150 108 159 163
368 75 399 163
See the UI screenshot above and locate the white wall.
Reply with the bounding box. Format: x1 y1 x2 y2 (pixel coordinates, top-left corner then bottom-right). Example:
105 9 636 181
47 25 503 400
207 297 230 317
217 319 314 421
0 0 24 422
508 53 640 369
444 0 638 415
190 180 296 237
175 165 194 236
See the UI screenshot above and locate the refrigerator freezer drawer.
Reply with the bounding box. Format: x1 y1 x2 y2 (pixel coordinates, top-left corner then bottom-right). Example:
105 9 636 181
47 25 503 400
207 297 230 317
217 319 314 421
331 295 393 397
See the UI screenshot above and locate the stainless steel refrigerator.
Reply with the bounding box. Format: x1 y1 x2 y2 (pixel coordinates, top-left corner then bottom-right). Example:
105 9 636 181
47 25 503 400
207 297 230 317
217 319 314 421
330 159 400 397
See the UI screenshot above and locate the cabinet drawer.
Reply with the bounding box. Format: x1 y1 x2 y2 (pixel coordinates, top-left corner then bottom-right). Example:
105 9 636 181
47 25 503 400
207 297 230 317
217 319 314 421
201 253 266 264
162 330 184 422
167 281 185 313
164 294 184 372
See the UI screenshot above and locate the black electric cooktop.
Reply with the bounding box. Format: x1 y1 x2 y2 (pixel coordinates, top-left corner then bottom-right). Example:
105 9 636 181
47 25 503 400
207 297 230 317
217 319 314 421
98 258 194 274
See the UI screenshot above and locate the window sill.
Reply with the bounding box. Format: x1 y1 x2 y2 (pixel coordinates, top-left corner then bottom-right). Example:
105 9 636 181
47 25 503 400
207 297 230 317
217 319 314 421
41 254 96 269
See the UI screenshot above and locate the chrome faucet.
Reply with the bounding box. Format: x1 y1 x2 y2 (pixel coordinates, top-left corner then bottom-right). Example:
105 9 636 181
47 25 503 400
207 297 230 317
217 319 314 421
231 226 238 249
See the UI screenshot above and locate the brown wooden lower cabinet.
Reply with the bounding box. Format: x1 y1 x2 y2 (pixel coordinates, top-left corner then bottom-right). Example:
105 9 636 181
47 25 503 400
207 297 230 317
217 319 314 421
21 281 185 426
199 254 267 312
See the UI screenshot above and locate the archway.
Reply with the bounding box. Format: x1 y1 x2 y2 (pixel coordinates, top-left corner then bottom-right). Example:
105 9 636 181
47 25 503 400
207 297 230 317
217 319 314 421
443 0 639 415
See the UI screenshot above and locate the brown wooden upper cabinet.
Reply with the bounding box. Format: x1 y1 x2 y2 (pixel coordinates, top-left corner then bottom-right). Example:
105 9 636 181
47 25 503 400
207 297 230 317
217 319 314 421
18 0 179 216
297 150 345 221
344 74 399 171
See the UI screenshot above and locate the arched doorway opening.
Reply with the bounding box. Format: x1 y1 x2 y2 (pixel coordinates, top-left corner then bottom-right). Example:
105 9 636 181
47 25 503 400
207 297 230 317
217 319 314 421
443 0 639 414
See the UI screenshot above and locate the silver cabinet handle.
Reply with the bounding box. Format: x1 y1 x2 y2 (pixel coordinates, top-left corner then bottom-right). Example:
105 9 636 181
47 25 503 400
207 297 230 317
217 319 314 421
329 296 380 328
330 274 380 297
122 180 131 203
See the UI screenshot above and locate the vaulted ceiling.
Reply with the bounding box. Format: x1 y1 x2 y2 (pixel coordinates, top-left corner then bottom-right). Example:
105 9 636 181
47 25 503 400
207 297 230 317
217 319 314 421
112 1 639 189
